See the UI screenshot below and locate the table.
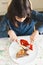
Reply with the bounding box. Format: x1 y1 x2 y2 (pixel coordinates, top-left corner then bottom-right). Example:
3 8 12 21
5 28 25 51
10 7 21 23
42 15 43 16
0 35 43 65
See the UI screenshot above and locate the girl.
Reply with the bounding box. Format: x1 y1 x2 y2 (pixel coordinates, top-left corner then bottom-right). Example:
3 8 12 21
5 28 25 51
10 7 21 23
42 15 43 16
0 0 43 43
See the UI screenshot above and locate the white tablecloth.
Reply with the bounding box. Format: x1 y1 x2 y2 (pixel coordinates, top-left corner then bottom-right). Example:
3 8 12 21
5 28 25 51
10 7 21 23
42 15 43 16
0 35 43 65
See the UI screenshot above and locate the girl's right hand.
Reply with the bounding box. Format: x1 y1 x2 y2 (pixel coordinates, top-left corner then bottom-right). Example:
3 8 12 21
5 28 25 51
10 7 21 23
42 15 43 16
8 30 18 42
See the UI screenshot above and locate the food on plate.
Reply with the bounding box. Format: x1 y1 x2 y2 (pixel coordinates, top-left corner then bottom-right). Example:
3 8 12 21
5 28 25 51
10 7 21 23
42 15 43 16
20 39 33 50
16 49 29 58
20 39 29 46
16 39 33 58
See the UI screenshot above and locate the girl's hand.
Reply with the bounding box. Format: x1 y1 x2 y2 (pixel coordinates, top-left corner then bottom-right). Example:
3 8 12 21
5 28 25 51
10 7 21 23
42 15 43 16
30 30 39 43
8 30 18 42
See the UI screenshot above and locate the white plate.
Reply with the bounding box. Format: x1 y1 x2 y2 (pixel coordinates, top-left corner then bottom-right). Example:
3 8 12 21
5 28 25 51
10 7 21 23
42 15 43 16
9 36 38 65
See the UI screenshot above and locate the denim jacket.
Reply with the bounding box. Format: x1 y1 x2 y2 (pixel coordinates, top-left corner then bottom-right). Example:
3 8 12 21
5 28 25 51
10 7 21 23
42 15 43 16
0 10 43 38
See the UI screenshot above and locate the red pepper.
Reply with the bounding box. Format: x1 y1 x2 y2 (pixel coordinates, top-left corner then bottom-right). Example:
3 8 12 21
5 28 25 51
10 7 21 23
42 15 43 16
29 44 33 50
20 39 33 50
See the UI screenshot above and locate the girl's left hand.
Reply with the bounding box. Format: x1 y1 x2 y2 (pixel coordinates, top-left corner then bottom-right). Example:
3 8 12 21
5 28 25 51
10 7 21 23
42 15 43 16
30 30 39 43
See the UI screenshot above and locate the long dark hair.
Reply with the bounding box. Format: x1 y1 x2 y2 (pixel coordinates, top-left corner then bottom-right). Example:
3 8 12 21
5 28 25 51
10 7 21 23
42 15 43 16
7 0 32 27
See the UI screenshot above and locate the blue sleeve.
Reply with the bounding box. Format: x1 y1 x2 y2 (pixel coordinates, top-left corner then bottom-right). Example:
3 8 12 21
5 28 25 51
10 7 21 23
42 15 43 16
31 10 43 34
31 10 43 22
0 14 9 37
